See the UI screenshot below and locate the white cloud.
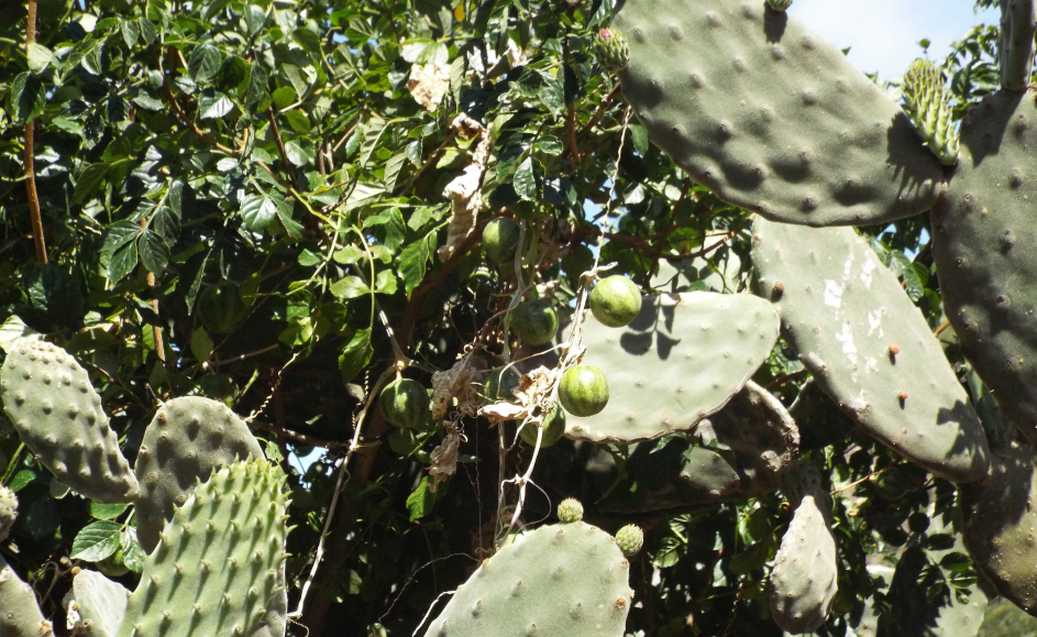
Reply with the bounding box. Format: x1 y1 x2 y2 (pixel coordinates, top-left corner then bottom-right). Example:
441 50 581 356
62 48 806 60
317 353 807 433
791 0 996 80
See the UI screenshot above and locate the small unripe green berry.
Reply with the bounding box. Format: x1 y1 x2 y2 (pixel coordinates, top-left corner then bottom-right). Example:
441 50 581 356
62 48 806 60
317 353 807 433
482 218 521 266
558 365 609 417
511 298 559 347
519 407 566 448
615 524 644 557
589 275 643 328
557 498 584 523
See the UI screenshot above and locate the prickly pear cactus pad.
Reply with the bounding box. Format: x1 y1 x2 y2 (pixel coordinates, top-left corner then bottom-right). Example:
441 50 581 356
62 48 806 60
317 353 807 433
614 0 946 227
133 396 263 553
565 292 779 442
71 569 129 637
931 91 1037 444
0 484 16 542
961 443 1037 616
0 338 138 502
752 217 990 483
119 459 290 637
0 555 54 637
769 467 838 633
422 521 633 637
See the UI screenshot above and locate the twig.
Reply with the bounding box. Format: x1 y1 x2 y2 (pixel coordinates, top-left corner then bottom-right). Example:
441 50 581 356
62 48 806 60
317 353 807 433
24 0 47 264
267 107 293 168
139 219 165 363
578 83 622 141
291 364 397 619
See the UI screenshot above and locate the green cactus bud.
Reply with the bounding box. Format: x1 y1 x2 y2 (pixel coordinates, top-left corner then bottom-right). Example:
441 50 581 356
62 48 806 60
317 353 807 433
0 485 15 543
615 524 644 557
595 28 629 74
766 0 792 10
901 58 959 166
557 497 584 523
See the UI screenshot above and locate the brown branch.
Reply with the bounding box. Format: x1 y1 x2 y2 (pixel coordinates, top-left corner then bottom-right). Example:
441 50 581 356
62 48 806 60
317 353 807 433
299 232 482 635
24 0 47 264
578 83 622 141
267 107 292 168
250 419 350 450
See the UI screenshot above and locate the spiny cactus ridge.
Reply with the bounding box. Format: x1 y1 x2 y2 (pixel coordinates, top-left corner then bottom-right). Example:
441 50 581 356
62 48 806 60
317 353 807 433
118 459 290 637
133 395 264 553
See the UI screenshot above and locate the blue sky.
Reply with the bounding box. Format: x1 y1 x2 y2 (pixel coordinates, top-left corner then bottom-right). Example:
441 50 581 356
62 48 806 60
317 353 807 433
791 1 998 80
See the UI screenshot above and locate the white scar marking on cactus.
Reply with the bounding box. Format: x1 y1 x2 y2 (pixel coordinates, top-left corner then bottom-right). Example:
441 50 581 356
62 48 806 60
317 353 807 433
824 280 844 308
860 257 876 288
835 321 858 367
865 356 880 374
866 309 885 337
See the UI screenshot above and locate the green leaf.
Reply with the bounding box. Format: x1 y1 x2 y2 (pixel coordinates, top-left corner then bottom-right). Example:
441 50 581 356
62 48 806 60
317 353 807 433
406 475 438 522
513 156 536 200
198 91 234 119
27 42 54 73
284 140 309 166
283 109 311 134
188 43 224 83
73 163 109 204
240 192 280 231
338 328 373 383
70 521 122 562
108 241 139 283
374 269 398 295
9 72 44 122
333 245 363 265
330 275 369 300
244 4 267 35
8 469 39 492
102 221 142 283
89 502 128 521
120 19 141 48
398 229 437 296
138 230 170 274
190 327 214 361
383 152 408 191
120 528 145 573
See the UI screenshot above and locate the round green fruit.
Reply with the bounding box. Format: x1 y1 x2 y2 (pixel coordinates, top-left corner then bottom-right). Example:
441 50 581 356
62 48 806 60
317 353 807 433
558 365 609 417
388 428 421 456
380 378 431 430
590 275 642 327
484 367 521 401
519 407 566 448
511 298 559 347
482 218 521 266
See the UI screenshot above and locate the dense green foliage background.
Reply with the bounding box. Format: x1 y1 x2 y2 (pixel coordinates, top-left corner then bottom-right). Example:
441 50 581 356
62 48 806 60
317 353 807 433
1 0 1034 635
